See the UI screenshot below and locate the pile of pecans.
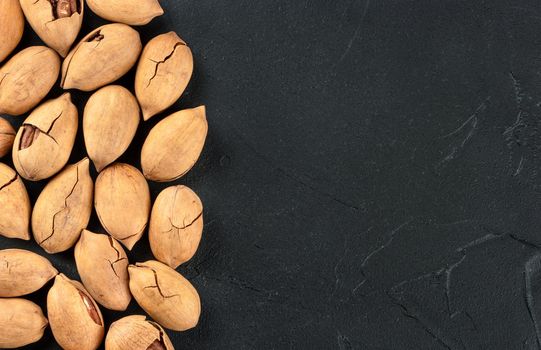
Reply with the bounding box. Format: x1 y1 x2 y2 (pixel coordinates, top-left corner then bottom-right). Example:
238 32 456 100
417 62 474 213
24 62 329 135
0 0 207 349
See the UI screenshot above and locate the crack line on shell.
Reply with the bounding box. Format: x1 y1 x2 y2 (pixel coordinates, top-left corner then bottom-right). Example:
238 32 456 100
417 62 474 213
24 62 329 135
0 173 17 192
0 73 9 87
18 110 63 152
39 163 80 245
46 111 63 134
21 123 58 146
147 321 166 349
146 41 187 88
138 265 180 299
108 235 122 260
106 257 126 278
163 211 203 233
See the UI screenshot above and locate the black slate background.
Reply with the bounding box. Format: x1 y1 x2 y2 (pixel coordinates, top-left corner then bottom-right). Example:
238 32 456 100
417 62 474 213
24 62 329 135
4 0 541 349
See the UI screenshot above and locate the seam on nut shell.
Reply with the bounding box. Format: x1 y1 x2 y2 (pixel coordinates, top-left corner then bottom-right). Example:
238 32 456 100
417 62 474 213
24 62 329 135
118 221 147 241
60 41 85 87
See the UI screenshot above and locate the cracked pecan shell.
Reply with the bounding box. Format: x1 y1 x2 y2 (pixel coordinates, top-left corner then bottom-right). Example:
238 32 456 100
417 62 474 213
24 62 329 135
135 32 193 121
105 315 174 350
0 163 31 240
12 93 78 181
0 46 60 116
128 260 201 331
61 23 142 91
87 0 163 26
47 274 104 350
0 249 58 297
0 0 24 63
32 158 93 254
75 230 131 311
149 185 204 269
94 163 150 250
20 0 84 57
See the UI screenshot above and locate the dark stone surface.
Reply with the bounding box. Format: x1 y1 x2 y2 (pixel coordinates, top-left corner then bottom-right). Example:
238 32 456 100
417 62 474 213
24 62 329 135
4 0 541 348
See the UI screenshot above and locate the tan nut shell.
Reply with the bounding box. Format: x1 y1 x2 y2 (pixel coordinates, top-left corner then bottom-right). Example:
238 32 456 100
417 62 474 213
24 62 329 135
0 163 31 240
75 230 131 311
0 249 58 297
128 260 201 331
150 186 203 269
87 0 163 26
135 32 193 121
141 106 207 182
12 93 78 181
20 0 84 57
0 0 24 63
48 274 104 350
83 85 140 172
105 315 174 350
0 117 15 158
0 46 60 116
95 163 150 250
0 298 48 349
32 158 93 254
61 23 142 91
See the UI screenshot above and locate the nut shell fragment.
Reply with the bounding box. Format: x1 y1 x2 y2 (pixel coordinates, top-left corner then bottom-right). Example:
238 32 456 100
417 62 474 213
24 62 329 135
0 46 60 116
0 163 31 240
32 158 93 254
12 93 78 181
87 0 163 26
105 315 174 350
0 249 58 297
141 106 207 182
150 185 203 269
135 32 193 121
47 274 104 350
0 298 48 349
75 230 131 311
95 163 150 250
128 260 201 331
61 23 142 91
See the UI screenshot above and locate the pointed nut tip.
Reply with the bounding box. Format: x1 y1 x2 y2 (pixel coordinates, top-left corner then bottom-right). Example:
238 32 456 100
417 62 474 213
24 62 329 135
194 105 207 117
142 110 153 121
